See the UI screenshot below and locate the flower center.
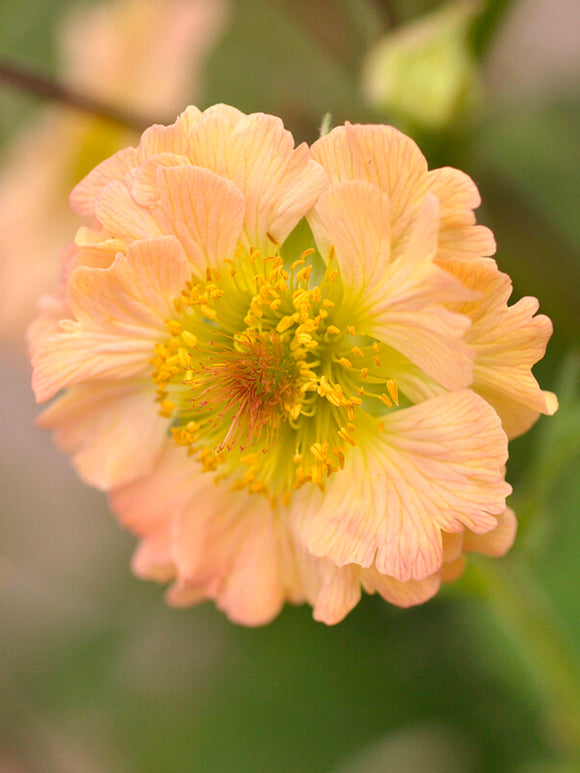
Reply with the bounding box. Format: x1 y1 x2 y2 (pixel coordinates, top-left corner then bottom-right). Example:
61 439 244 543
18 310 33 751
186 329 307 454
150 246 399 501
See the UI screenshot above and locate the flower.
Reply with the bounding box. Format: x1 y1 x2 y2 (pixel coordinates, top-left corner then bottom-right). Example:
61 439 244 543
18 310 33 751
0 0 228 343
30 105 557 625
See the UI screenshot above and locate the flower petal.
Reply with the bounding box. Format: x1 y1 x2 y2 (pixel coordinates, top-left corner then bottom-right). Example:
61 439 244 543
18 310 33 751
172 477 292 626
138 105 204 156
311 188 474 390
308 179 391 287
296 390 510 582
156 165 245 272
444 258 558 437
312 123 428 252
110 440 194 583
362 566 441 608
427 166 481 224
70 146 140 217
309 562 362 625
128 152 191 206
463 508 517 557
94 179 165 241
32 236 190 401
37 379 167 490
427 166 496 261
187 110 328 251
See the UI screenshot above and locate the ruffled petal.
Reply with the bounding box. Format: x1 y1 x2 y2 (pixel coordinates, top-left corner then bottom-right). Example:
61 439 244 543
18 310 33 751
427 166 496 261
444 258 558 437
463 508 517 557
185 110 328 251
110 440 194 583
155 165 245 272
311 189 475 390
296 390 510 582
312 123 428 253
37 380 167 490
128 152 191 206
309 562 362 625
137 106 204 156
70 146 140 217
171 476 292 626
362 566 441 608
427 166 481 224
94 179 165 241
32 236 190 401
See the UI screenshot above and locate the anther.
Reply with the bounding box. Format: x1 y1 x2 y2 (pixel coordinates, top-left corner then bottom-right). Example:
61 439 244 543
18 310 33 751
386 379 399 405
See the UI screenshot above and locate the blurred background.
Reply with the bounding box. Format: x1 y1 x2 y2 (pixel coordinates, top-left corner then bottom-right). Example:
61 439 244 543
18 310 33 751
0 0 579 771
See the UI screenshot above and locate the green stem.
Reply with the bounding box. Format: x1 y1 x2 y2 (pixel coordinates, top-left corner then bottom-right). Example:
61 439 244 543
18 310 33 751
471 555 580 763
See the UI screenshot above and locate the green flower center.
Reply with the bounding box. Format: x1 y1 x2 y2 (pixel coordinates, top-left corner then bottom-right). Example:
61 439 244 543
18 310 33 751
151 244 399 502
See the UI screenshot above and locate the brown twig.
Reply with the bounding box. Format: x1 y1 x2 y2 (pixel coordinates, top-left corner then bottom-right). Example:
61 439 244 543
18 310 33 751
369 0 400 29
0 58 158 132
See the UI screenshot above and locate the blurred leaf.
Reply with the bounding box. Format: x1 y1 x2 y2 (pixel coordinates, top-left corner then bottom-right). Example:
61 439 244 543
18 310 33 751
329 724 474 773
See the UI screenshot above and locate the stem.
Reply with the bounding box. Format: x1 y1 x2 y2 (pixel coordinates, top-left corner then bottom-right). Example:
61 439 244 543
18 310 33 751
471 555 580 763
0 58 156 132
369 0 400 29
469 0 516 57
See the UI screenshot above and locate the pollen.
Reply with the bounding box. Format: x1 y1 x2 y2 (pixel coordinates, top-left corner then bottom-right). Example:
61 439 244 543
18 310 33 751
150 248 399 501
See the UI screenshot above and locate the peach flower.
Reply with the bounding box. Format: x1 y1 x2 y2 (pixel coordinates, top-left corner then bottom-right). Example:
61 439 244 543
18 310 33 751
30 106 556 625
0 0 228 343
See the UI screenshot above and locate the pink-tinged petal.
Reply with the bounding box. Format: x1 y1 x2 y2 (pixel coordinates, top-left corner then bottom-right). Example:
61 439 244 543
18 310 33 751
28 290 72 354
62 239 123 285
297 390 510 583
312 123 428 252
437 225 497 263
463 508 517 557
110 440 195 582
70 146 140 217
94 180 164 240
133 537 176 584
187 111 328 251
362 567 441 608
137 106 204 156
111 440 191 537
156 165 245 272
310 562 362 625
442 531 464 563
165 580 207 607
181 104 246 168
445 258 558 437
128 152 191 206
32 236 190 402
427 167 496 260
440 556 466 583
37 380 167 490
478 389 558 440
308 180 391 287
427 167 480 225
312 189 474 390
172 481 291 626
368 236 474 389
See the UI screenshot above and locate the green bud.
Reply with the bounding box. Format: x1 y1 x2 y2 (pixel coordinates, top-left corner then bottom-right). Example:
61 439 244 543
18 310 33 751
362 0 483 131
